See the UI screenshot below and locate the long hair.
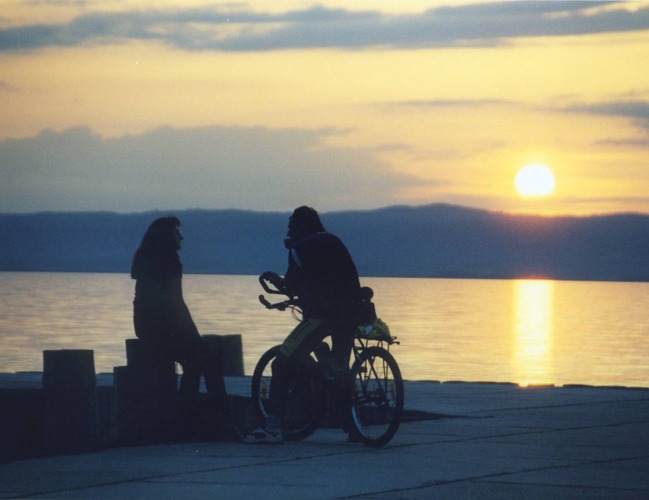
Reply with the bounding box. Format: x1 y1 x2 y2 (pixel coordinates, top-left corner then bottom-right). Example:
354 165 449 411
131 216 181 279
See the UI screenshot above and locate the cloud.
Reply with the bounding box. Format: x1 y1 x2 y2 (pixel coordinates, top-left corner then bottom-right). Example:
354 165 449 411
1 2 648 53
0 125 423 213
388 98 516 109
418 95 649 135
0 80 18 91
565 100 649 127
560 100 649 148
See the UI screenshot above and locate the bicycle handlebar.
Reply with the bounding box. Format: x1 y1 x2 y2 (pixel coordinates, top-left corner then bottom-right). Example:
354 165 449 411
258 273 287 295
258 273 298 311
258 294 296 311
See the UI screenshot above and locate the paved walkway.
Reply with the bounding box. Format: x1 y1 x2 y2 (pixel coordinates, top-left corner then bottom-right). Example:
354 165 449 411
1 380 648 499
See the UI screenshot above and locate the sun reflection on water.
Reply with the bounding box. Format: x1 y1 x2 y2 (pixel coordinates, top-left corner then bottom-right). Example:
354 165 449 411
512 280 554 386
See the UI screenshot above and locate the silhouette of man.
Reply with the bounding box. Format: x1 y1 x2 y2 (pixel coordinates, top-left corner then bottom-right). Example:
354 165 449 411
243 206 361 444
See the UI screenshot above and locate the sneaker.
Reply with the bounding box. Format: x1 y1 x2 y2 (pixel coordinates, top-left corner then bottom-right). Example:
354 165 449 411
242 426 284 444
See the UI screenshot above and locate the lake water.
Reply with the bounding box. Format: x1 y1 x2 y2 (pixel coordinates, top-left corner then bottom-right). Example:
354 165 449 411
1 272 648 388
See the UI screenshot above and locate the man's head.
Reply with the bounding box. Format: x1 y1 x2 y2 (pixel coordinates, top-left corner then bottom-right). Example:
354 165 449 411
287 206 325 241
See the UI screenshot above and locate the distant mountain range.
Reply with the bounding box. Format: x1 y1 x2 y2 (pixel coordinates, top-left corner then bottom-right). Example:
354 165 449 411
1 204 648 282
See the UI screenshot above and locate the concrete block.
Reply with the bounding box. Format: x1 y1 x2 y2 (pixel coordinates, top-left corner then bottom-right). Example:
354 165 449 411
42 349 96 453
203 334 244 376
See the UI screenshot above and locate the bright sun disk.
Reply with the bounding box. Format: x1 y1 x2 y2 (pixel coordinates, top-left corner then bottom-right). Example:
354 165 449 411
514 164 556 197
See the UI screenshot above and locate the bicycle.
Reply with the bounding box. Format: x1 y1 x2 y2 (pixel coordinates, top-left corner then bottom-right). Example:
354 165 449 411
251 274 404 448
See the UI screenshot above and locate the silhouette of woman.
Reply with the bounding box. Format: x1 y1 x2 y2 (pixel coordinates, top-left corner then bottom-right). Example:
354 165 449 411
131 216 229 427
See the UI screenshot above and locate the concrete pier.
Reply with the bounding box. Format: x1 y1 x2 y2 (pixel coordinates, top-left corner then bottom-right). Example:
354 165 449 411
0 379 648 499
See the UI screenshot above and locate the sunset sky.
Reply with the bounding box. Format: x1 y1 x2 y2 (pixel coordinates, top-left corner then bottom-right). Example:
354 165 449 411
1 1 648 215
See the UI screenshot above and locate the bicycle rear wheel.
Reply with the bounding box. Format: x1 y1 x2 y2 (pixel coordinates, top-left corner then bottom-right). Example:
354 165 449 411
250 345 321 441
348 346 404 448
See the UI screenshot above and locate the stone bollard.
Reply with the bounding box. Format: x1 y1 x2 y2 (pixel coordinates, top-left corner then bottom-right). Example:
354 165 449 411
113 339 178 443
203 334 244 376
125 338 178 395
42 349 97 453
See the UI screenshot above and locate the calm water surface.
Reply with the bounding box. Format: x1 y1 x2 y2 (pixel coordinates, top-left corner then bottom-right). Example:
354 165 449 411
1 272 648 387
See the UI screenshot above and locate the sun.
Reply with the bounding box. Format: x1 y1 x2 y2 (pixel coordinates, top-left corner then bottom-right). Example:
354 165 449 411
514 164 556 197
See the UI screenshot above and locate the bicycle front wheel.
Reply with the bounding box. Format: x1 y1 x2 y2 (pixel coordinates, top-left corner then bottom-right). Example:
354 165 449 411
250 345 321 441
348 346 404 448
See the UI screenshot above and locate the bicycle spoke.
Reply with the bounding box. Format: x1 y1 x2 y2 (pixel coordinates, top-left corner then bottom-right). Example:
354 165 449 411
349 346 403 448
